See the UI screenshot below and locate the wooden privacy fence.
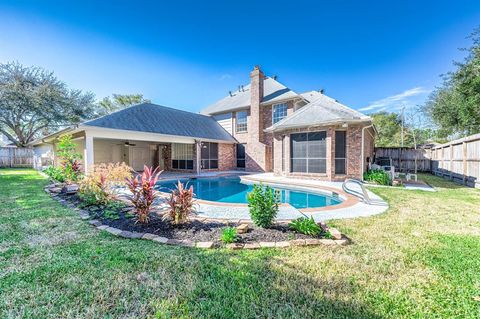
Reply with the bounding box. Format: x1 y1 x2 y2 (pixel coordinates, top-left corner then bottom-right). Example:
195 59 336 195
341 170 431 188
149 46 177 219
430 133 480 188
0 147 34 168
375 133 480 188
375 147 431 172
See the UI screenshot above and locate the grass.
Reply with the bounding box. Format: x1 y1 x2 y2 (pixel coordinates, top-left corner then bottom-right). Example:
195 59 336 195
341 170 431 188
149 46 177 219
0 169 479 318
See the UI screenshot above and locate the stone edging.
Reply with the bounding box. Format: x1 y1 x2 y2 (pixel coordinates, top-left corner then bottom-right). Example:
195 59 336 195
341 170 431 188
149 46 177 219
45 184 350 250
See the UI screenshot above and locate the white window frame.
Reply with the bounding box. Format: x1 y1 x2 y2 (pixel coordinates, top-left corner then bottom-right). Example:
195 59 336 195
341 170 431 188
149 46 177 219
236 111 248 133
272 103 288 124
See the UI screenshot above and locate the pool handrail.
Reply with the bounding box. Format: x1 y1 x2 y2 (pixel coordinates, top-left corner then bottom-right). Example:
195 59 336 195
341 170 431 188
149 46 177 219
342 178 372 204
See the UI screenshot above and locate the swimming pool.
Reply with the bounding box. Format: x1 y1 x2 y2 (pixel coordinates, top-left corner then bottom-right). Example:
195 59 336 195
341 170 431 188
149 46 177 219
156 176 343 209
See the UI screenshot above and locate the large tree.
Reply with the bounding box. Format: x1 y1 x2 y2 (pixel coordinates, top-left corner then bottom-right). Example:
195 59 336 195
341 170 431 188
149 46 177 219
0 62 96 147
98 94 150 114
371 111 437 147
423 27 480 136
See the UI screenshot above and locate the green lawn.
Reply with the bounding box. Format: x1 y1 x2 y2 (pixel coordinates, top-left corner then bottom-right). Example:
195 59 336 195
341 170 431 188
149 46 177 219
1 169 479 318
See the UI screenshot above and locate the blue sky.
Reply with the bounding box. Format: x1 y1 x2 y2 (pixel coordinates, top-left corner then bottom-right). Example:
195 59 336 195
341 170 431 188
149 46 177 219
0 0 479 114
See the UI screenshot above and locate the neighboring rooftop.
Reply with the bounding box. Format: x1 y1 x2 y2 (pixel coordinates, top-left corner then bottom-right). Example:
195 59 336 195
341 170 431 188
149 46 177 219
266 94 371 132
200 77 298 115
84 103 236 142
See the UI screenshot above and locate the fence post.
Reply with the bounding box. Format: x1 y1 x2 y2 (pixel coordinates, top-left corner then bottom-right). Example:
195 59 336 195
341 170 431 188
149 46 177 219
463 141 467 185
450 144 453 180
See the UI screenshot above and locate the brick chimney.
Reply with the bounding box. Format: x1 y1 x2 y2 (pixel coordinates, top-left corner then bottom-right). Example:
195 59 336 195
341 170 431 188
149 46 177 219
244 65 267 172
249 65 264 141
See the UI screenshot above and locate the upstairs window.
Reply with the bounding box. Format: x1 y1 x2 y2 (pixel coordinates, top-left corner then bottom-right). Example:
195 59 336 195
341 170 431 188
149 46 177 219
272 103 288 124
236 111 247 133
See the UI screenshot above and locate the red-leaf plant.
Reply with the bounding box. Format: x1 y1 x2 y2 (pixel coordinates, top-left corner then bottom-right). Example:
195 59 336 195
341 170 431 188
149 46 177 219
166 180 196 225
125 165 162 224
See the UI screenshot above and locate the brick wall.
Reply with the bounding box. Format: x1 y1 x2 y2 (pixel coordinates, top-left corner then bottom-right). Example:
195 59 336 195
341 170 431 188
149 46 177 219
271 124 373 181
218 143 236 171
245 66 267 172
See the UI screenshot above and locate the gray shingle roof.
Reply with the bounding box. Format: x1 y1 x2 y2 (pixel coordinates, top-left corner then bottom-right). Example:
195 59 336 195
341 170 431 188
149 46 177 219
266 94 371 132
83 103 236 142
201 77 298 115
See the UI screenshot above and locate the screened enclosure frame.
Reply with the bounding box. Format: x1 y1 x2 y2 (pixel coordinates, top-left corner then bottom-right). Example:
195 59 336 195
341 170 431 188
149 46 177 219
201 142 219 169
290 131 327 174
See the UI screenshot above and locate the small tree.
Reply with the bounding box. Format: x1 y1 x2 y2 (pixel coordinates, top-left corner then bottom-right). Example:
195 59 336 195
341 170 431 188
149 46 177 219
57 135 82 183
247 184 279 228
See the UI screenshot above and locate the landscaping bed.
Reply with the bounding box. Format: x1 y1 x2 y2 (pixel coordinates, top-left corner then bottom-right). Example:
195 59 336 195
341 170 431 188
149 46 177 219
46 183 346 249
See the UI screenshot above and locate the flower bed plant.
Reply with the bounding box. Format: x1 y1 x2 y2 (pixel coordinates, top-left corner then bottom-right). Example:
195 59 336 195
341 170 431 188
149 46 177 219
247 184 279 228
125 165 162 224
363 169 391 186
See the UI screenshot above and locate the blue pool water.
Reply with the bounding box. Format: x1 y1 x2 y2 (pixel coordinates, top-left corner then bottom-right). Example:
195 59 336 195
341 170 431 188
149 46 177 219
156 176 342 209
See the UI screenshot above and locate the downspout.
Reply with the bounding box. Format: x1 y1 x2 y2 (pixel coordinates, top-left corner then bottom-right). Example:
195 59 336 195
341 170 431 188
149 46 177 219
361 124 374 180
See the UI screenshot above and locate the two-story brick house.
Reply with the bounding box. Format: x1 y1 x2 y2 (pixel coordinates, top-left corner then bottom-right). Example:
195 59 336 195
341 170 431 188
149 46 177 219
201 66 376 181
31 66 375 181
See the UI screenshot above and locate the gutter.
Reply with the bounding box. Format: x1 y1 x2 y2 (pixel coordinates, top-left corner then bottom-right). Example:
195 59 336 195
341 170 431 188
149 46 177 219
361 124 374 180
265 118 372 133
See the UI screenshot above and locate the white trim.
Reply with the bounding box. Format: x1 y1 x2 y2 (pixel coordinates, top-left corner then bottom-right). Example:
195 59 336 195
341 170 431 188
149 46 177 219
79 125 236 144
272 103 288 125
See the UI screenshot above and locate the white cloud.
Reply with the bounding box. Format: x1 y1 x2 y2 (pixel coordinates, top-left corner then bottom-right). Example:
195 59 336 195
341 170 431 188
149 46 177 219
219 73 232 81
359 87 430 113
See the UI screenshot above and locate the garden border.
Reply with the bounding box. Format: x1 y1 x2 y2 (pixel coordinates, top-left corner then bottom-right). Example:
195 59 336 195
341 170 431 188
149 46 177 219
45 183 350 249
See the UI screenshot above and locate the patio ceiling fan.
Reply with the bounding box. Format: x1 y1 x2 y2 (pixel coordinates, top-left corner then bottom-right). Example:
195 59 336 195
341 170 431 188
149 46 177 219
123 141 136 147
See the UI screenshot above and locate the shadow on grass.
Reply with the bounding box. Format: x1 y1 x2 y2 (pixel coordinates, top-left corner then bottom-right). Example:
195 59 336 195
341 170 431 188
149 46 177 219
1 168 386 318
150 247 384 319
418 173 473 190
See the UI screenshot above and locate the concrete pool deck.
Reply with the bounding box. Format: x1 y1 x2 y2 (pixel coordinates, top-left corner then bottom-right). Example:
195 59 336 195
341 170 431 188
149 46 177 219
149 172 389 222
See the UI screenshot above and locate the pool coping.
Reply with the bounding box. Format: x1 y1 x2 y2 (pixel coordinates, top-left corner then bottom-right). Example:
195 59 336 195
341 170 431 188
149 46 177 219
156 174 360 213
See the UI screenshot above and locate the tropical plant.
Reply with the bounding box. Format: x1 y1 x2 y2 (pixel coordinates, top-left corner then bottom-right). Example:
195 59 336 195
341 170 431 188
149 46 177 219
125 165 162 224
57 134 82 183
220 227 238 244
166 181 196 225
363 169 391 186
43 165 66 183
289 216 321 236
247 184 279 228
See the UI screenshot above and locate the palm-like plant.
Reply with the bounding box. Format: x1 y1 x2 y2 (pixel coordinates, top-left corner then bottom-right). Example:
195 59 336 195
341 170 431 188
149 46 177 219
125 165 162 223
166 181 196 225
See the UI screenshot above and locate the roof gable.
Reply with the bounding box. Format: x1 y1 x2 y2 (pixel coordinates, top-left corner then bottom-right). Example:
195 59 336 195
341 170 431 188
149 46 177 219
201 77 298 115
84 103 236 142
266 94 371 132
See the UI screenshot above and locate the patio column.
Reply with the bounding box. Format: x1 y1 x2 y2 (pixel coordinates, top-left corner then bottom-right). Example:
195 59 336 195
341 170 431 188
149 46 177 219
84 134 94 174
195 141 201 175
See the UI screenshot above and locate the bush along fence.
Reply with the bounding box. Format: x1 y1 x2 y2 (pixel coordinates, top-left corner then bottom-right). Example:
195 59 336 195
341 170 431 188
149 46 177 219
0 147 33 168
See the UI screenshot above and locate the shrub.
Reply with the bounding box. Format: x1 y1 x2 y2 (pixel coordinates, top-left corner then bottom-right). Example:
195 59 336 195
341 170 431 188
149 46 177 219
78 162 132 206
220 227 238 244
125 165 162 224
166 180 196 225
57 135 82 183
247 184 279 228
43 165 66 183
363 169 391 186
289 216 321 236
